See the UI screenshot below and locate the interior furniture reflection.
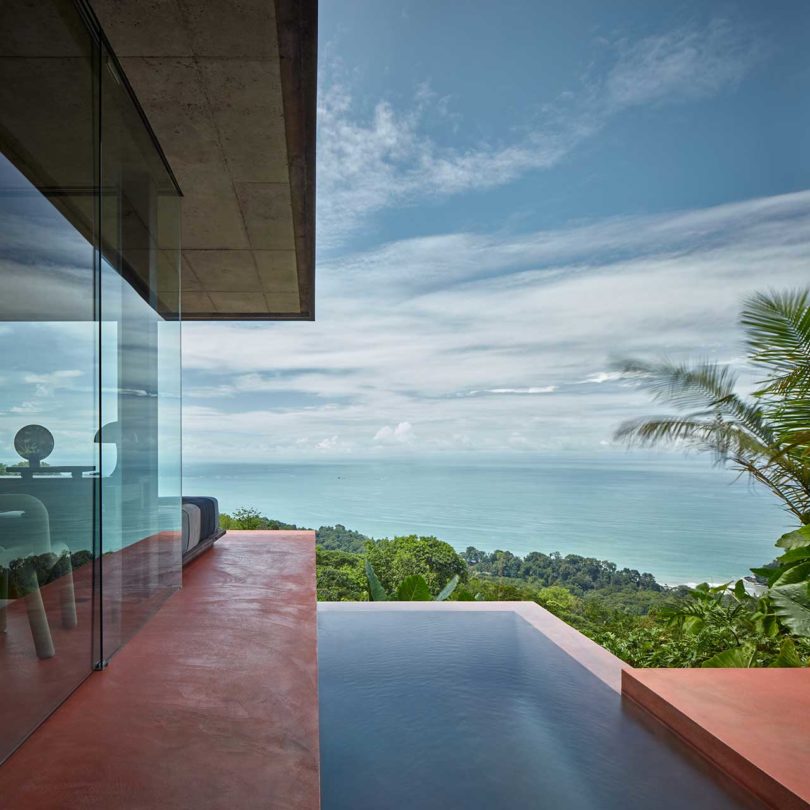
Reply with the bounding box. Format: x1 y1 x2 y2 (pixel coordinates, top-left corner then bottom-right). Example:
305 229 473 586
0 494 76 659
0 424 96 557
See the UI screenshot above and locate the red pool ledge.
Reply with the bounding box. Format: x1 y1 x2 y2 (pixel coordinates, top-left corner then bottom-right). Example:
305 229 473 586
0 531 320 810
623 667 810 810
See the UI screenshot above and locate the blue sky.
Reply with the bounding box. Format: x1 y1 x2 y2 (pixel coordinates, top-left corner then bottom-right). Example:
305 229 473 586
183 1 809 461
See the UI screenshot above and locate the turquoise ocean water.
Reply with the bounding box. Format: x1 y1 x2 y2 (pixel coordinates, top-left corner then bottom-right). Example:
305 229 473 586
183 455 791 585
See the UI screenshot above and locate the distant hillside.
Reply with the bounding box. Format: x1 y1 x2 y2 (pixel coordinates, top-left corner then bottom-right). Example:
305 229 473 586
461 547 661 595
314 524 371 553
220 508 664 597
219 508 372 553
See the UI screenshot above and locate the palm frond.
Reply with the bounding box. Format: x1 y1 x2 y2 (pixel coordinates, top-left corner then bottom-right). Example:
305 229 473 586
742 288 810 388
615 415 767 460
742 291 810 450
733 456 810 523
616 415 810 521
769 401 810 445
616 358 775 446
615 416 717 447
617 359 737 410
757 366 810 398
615 288 810 523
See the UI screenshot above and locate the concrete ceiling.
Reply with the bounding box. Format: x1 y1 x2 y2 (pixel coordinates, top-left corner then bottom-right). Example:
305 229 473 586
90 0 317 320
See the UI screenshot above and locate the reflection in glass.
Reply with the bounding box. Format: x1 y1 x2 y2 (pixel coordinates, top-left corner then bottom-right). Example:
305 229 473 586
0 0 98 762
98 38 182 660
0 0 181 763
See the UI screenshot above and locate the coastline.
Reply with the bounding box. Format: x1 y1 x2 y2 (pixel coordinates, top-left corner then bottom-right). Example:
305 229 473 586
184 457 787 586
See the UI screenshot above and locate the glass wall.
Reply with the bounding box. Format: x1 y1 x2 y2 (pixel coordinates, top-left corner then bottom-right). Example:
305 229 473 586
98 38 182 661
0 0 181 763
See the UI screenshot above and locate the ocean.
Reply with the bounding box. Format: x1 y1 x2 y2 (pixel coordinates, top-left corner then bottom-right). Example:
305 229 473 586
182 455 792 586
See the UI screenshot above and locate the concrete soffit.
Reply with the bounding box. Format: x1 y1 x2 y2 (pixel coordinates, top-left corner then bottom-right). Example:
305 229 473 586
90 0 317 321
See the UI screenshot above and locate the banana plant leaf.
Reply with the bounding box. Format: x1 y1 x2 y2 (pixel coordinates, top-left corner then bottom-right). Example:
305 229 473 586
773 560 810 587
365 560 389 601
776 525 810 550
436 574 460 601
701 645 755 668
769 638 805 667
778 546 810 565
770 582 810 636
396 575 432 601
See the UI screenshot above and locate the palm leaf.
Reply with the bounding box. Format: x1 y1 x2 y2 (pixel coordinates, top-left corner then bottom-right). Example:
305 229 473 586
617 360 738 412
615 289 810 523
743 290 810 449
742 289 810 381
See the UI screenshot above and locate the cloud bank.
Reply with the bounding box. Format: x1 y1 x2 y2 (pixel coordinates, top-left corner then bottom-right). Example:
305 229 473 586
183 189 810 461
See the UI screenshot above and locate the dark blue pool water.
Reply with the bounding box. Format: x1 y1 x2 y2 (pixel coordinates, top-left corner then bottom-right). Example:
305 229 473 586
318 610 752 810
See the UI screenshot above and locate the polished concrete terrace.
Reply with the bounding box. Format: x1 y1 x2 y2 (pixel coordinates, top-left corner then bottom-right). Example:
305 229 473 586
0 531 319 809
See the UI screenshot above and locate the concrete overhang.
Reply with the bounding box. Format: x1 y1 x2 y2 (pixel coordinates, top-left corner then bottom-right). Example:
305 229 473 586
90 0 317 321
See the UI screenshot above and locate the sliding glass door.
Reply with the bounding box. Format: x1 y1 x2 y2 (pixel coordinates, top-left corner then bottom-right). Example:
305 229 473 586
0 0 99 762
98 36 182 659
0 0 181 763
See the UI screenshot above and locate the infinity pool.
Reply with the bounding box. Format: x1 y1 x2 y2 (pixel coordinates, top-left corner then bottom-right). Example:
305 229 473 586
318 608 752 809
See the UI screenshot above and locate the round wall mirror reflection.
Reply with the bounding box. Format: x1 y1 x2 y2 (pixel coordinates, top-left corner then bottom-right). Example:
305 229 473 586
14 424 55 467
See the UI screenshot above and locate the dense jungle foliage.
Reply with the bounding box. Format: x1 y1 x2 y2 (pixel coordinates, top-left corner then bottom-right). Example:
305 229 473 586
220 508 809 667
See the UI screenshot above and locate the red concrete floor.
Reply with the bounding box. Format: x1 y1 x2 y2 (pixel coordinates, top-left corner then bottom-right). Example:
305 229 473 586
0 531 184 765
623 668 810 810
0 556 95 760
0 531 320 810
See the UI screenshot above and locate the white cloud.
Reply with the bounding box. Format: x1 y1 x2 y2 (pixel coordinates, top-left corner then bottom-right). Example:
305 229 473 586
9 401 45 414
374 422 414 444
317 19 762 248
465 387 557 396
183 385 235 399
578 371 643 385
316 78 574 250
603 19 760 109
23 369 83 397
